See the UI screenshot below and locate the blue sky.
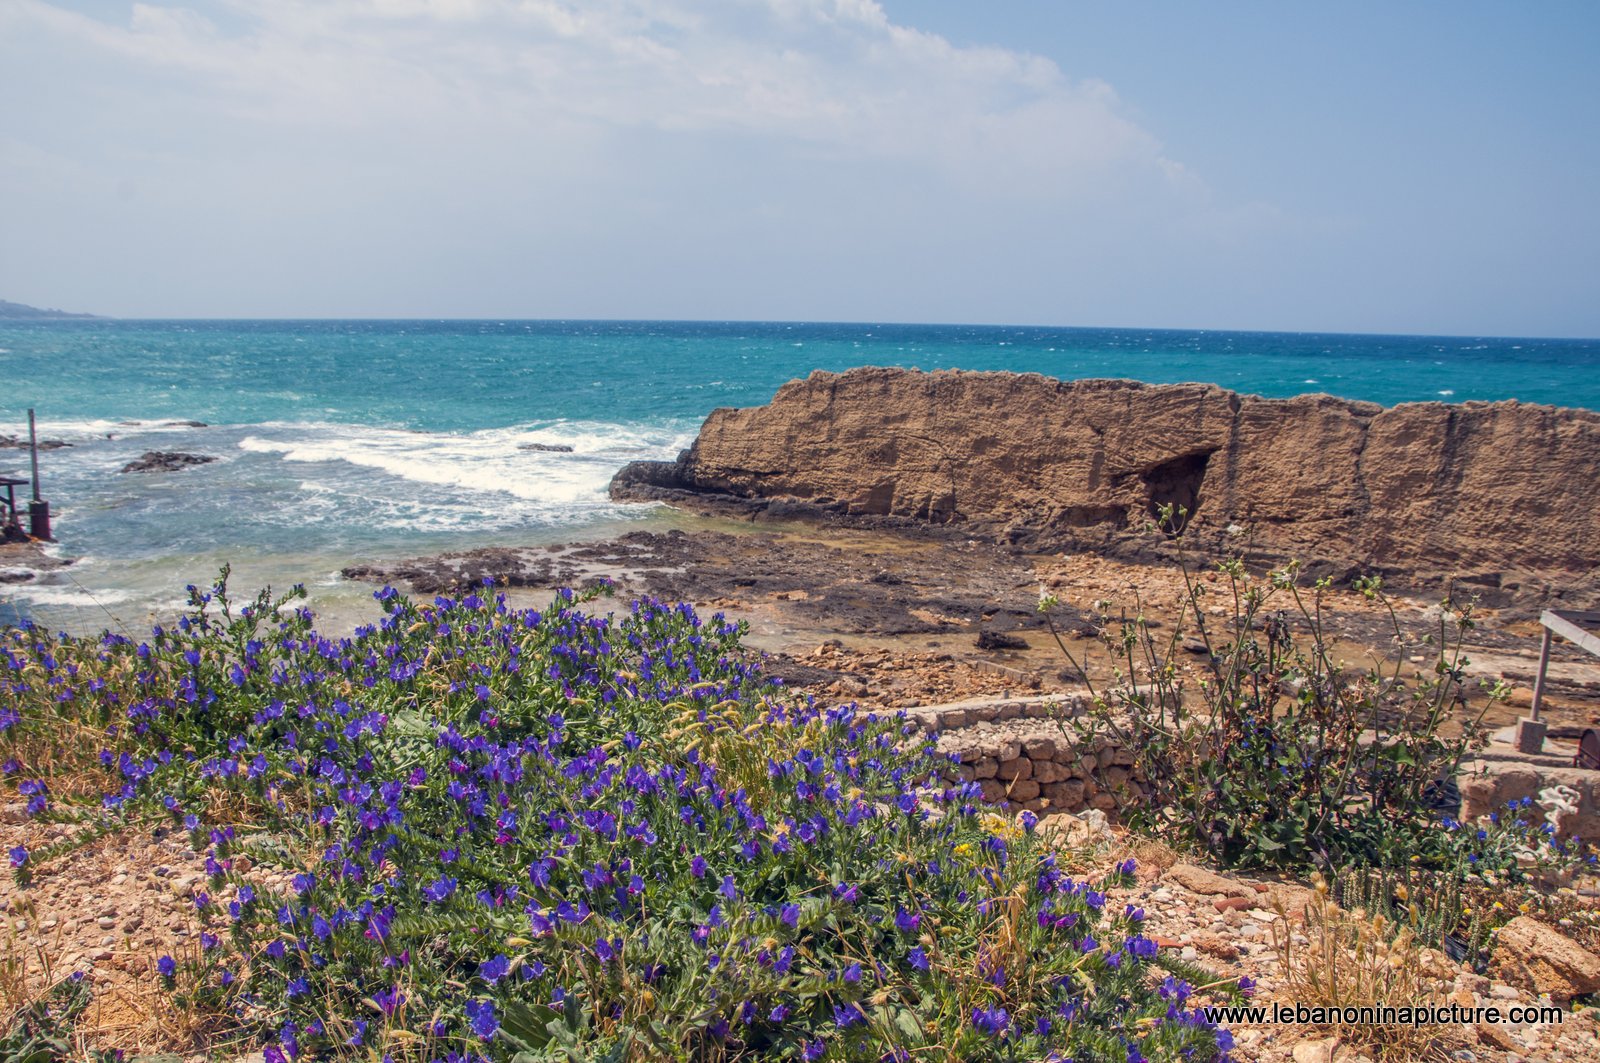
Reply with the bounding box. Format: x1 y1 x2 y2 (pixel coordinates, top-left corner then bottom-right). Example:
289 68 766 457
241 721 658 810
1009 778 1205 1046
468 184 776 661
2 1 1596 335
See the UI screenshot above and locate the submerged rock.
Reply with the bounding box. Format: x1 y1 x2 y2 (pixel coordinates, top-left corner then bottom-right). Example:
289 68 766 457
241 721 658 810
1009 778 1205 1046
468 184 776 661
120 451 218 474
0 434 70 450
517 442 574 452
975 629 1028 651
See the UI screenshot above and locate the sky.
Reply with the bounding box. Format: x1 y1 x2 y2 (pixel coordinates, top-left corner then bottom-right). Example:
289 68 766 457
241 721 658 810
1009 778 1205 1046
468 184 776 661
1 1 1597 335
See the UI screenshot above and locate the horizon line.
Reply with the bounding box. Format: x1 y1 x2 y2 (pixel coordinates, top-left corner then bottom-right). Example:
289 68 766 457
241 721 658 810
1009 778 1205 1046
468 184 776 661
6 314 1600 345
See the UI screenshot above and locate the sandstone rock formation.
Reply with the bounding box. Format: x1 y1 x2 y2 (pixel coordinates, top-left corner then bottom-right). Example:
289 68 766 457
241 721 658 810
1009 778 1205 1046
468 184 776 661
612 368 1600 605
1489 916 1600 1001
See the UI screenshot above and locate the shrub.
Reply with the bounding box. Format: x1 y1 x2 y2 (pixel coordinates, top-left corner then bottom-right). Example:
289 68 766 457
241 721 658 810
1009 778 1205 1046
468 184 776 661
1041 510 1510 873
2 574 1240 1062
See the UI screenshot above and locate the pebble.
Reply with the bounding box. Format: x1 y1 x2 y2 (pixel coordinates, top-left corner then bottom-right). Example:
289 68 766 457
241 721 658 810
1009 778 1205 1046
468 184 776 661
1490 983 1520 1000
97 916 117 930
111 873 128 885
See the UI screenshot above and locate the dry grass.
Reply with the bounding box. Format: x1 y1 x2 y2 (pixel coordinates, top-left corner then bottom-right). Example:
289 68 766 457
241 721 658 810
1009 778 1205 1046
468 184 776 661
1116 831 1183 876
1 720 117 805
1272 874 1467 1062
0 827 217 1059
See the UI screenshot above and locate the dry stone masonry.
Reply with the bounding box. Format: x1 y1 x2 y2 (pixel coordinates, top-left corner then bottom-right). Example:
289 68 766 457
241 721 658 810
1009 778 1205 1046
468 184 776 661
902 693 1150 817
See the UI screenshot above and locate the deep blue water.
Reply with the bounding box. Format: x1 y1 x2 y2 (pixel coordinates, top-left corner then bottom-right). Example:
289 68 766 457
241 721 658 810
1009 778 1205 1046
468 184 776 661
4 319 1598 429
1 319 1595 630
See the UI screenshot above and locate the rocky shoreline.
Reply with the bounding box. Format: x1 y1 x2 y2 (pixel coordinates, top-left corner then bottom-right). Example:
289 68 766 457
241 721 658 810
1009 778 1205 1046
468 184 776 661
611 368 1600 612
340 522 1600 730
0 539 74 585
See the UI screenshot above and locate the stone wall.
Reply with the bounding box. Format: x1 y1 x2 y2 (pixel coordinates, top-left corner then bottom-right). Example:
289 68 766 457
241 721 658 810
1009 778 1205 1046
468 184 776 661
917 698 1600 838
905 693 1150 817
1460 758 1600 845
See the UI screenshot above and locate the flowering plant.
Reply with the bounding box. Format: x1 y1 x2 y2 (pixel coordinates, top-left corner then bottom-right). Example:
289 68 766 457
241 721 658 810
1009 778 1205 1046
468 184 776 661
3 574 1239 1061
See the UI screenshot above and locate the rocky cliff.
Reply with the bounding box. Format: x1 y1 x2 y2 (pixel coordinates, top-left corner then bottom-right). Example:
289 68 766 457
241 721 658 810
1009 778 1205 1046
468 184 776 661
611 368 1600 604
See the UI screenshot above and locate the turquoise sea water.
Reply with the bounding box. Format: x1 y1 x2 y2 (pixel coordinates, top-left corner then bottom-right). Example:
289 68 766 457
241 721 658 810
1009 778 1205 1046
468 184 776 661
2 319 1597 631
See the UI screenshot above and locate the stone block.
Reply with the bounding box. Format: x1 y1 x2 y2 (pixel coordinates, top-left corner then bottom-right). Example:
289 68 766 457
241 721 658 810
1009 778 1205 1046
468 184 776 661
972 757 999 780
1033 761 1071 784
1023 737 1057 760
1460 769 1546 821
1490 916 1600 1002
996 757 1032 781
1043 779 1086 807
1006 778 1041 802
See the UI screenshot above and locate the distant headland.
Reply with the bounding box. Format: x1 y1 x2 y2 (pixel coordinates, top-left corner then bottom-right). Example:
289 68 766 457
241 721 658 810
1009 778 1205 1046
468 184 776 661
0 299 98 320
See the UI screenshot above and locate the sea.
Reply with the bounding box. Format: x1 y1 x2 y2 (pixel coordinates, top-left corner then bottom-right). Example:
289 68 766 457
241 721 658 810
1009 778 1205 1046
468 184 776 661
2 319 1597 634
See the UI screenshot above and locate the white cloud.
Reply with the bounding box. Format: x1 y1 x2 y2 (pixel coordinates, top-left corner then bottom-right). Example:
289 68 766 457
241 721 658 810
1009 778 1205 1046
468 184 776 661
0 0 1272 319
9 0 1178 185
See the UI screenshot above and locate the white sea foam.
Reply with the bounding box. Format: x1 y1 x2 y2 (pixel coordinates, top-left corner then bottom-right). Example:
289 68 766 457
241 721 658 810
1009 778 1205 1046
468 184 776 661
3 584 134 608
238 420 692 505
0 417 208 441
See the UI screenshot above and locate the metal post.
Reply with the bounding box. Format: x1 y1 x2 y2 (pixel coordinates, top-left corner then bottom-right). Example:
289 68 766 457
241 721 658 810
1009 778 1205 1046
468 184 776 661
27 409 40 501
1529 626 1554 723
1515 624 1555 755
25 408 51 541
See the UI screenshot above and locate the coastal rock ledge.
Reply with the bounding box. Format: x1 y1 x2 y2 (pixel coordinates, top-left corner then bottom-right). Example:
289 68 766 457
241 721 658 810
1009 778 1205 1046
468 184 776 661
610 368 1600 605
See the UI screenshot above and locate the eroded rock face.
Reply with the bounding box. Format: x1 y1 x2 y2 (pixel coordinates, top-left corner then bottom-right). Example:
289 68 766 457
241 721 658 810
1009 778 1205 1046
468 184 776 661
611 368 1600 604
